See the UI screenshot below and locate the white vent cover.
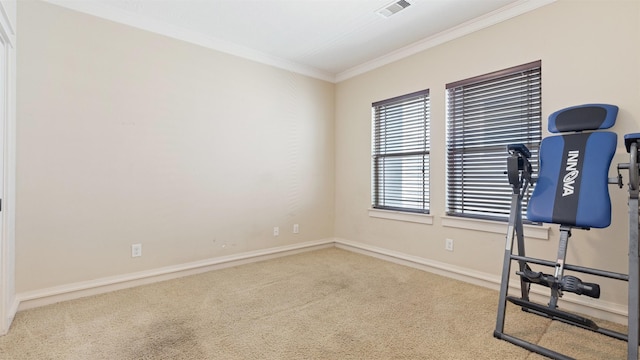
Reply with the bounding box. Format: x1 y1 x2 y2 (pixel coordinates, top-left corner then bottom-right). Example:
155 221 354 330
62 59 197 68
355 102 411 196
376 0 411 18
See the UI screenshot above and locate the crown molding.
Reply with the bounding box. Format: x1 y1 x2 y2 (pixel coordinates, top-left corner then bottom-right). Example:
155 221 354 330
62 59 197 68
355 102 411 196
43 0 555 84
41 0 336 82
334 0 556 82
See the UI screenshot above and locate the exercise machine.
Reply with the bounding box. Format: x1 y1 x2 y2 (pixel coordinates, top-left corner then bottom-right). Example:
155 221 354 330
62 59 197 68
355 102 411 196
493 103 640 359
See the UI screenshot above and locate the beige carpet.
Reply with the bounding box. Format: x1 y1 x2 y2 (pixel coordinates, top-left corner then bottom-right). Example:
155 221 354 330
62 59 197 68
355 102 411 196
0 248 630 359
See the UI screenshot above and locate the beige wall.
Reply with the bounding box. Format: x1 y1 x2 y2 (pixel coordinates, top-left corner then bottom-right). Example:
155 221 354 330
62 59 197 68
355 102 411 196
335 0 640 308
15 0 640 314
16 1 335 292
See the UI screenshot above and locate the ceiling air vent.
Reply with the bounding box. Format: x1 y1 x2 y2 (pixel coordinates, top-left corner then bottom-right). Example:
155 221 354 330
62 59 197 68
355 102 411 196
376 0 411 18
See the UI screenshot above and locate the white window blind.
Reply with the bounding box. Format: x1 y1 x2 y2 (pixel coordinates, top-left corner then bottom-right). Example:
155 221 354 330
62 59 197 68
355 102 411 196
372 89 430 213
446 61 541 221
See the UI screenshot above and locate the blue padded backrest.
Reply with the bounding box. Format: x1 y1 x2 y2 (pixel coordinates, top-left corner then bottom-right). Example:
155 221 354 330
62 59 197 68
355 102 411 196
548 104 618 133
527 132 617 228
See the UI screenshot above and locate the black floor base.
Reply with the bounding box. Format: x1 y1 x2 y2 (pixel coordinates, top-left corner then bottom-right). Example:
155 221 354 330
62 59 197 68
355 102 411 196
506 296 599 330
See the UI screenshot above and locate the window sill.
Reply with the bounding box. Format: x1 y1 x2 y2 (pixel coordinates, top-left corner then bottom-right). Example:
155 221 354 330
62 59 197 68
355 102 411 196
441 215 550 240
368 209 433 225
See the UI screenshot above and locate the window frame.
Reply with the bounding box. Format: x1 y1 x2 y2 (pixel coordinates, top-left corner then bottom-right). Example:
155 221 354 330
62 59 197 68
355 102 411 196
371 89 431 214
445 60 542 222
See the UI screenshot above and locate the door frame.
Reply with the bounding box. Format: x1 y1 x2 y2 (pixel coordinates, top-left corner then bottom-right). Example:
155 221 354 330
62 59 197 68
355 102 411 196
0 0 16 335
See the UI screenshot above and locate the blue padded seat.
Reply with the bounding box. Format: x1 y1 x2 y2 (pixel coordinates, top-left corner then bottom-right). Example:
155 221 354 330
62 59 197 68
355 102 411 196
527 104 618 228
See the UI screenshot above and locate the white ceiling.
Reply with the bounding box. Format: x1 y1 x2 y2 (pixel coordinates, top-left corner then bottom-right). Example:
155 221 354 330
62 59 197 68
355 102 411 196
44 0 554 82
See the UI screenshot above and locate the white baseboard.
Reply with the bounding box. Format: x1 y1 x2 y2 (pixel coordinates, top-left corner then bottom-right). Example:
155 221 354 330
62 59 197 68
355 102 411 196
0 297 18 336
4 298 18 334
12 237 630 328
334 238 629 325
335 238 501 289
16 239 334 311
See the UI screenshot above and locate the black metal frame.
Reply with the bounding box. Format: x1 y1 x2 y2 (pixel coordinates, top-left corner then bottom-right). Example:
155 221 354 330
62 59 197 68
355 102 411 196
493 140 640 360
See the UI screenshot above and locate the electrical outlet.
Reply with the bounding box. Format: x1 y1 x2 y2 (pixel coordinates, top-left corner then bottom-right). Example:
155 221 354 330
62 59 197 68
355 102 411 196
293 224 299 234
445 238 454 252
273 227 279 236
132 243 142 257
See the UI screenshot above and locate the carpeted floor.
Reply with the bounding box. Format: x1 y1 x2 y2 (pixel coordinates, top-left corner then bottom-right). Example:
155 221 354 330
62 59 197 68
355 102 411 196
0 248 630 359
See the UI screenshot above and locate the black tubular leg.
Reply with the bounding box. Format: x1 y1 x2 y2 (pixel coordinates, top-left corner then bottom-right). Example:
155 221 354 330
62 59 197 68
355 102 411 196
495 192 522 335
628 141 640 360
495 333 575 360
628 194 639 360
515 199 529 300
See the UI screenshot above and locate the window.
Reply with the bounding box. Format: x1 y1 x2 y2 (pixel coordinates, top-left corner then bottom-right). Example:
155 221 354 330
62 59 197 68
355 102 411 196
446 61 541 221
372 89 430 213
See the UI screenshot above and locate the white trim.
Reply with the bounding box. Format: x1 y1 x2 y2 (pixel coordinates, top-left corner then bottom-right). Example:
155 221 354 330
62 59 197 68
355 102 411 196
334 238 628 325
335 0 556 82
441 215 550 240
0 2 14 48
368 208 433 224
42 0 556 83
16 239 334 311
336 238 504 288
41 0 335 82
10 237 628 329
1 297 17 335
0 0 15 336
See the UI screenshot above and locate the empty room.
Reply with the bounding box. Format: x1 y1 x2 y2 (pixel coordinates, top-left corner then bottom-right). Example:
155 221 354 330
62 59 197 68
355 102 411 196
1 0 640 359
